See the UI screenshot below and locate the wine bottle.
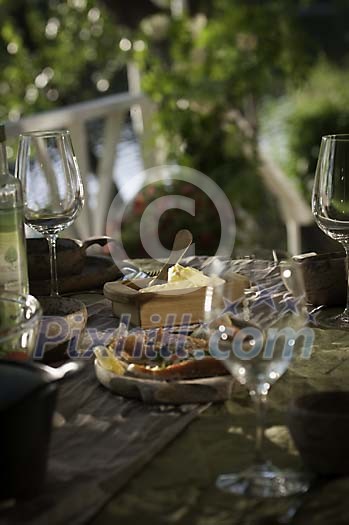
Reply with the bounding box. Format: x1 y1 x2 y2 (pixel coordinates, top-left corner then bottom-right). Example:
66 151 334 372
0 124 29 294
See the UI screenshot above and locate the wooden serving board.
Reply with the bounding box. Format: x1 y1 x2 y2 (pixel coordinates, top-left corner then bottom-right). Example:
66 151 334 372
94 359 240 404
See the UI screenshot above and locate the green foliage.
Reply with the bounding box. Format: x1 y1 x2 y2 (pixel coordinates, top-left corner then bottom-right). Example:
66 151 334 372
0 0 128 121
132 0 308 252
3 0 347 256
261 61 349 200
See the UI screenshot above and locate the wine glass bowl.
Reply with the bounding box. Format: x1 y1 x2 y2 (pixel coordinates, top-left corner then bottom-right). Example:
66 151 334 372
312 134 349 327
204 258 311 497
16 130 84 296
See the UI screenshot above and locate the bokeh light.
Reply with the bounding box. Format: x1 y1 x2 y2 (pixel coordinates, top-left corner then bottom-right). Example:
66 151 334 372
96 78 110 92
7 42 18 55
45 17 60 39
119 38 132 52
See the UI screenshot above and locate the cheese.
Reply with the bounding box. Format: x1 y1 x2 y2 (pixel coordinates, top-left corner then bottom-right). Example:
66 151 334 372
141 263 225 293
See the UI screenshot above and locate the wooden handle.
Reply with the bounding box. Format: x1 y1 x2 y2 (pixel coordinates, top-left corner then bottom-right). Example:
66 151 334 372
151 229 193 285
82 236 115 252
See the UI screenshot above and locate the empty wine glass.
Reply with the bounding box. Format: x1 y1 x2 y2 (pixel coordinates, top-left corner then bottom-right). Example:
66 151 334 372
312 134 349 328
16 130 84 296
204 257 312 497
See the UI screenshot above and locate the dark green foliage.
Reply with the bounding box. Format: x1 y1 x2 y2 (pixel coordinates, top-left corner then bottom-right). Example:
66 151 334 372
132 0 308 252
261 62 349 201
2 0 348 255
0 0 128 120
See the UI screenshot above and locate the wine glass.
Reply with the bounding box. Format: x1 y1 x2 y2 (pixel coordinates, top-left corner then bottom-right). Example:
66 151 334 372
15 130 84 296
204 257 311 497
312 134 349 328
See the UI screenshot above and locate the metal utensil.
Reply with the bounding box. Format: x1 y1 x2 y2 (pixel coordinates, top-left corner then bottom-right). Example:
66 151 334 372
148 229 193 287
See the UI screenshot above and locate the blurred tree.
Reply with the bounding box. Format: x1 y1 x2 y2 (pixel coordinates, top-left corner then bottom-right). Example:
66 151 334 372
297 0 349 64
127 0 312 252
100 0 159 28
261 60 349 200
0 0 129 122
2 0 347 254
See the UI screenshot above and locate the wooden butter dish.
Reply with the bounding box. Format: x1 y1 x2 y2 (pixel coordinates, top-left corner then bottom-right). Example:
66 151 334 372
104 273 249 328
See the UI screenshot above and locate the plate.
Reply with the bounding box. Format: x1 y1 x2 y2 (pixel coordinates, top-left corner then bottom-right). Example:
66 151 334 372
29 256 122 296
94 359 239 404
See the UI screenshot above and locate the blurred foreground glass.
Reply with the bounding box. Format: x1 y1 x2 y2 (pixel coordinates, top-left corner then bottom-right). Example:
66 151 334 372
204 258 312 497
15 130 84 296
312 134 349 328
0 292 42 361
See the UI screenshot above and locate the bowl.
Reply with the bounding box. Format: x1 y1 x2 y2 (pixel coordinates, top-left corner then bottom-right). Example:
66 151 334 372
27 236 114 280
288 391 349 475
0 292 42 361
293 251 346 306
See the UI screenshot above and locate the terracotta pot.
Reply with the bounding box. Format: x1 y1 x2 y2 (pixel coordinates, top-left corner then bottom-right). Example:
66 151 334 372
293 251 346 306
27 236 114 280
288 391 349 476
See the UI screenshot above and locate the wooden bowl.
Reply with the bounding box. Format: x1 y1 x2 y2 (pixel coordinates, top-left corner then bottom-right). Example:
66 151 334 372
287 391 349 475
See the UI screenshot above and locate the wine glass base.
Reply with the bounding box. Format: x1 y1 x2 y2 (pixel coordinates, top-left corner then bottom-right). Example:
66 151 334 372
216 462 310 498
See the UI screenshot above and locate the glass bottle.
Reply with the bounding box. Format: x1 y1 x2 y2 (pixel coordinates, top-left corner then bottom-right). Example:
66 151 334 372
0 125 29 294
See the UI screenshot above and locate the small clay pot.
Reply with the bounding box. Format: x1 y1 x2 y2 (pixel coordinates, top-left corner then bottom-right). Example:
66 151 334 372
288 391 349 476
293 251 346 306
27 236 114 280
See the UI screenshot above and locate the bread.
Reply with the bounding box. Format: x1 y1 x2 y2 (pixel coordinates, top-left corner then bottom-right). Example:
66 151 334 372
107 325 239 381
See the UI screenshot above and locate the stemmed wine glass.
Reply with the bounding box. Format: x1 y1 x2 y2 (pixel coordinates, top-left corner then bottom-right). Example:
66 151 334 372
15 130 84 296
312 134 349 328
204 257 311 497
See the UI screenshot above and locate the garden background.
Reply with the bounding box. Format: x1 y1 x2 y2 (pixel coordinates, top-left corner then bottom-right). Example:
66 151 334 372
1 0 348 256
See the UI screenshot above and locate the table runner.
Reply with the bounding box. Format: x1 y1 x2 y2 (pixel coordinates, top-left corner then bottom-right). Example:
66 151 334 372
1 360 206 525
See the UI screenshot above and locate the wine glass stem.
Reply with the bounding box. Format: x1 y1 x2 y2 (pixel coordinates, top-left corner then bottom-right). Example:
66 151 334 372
251 392 267 465
343 243 349 319
47 234 59 297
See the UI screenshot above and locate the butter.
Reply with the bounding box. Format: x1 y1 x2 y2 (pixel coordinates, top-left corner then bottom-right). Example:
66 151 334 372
94 345 126 375
141 263 225 293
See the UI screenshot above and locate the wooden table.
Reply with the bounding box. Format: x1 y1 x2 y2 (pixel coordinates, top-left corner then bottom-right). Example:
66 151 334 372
4 291 349 525
85 302 349 525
